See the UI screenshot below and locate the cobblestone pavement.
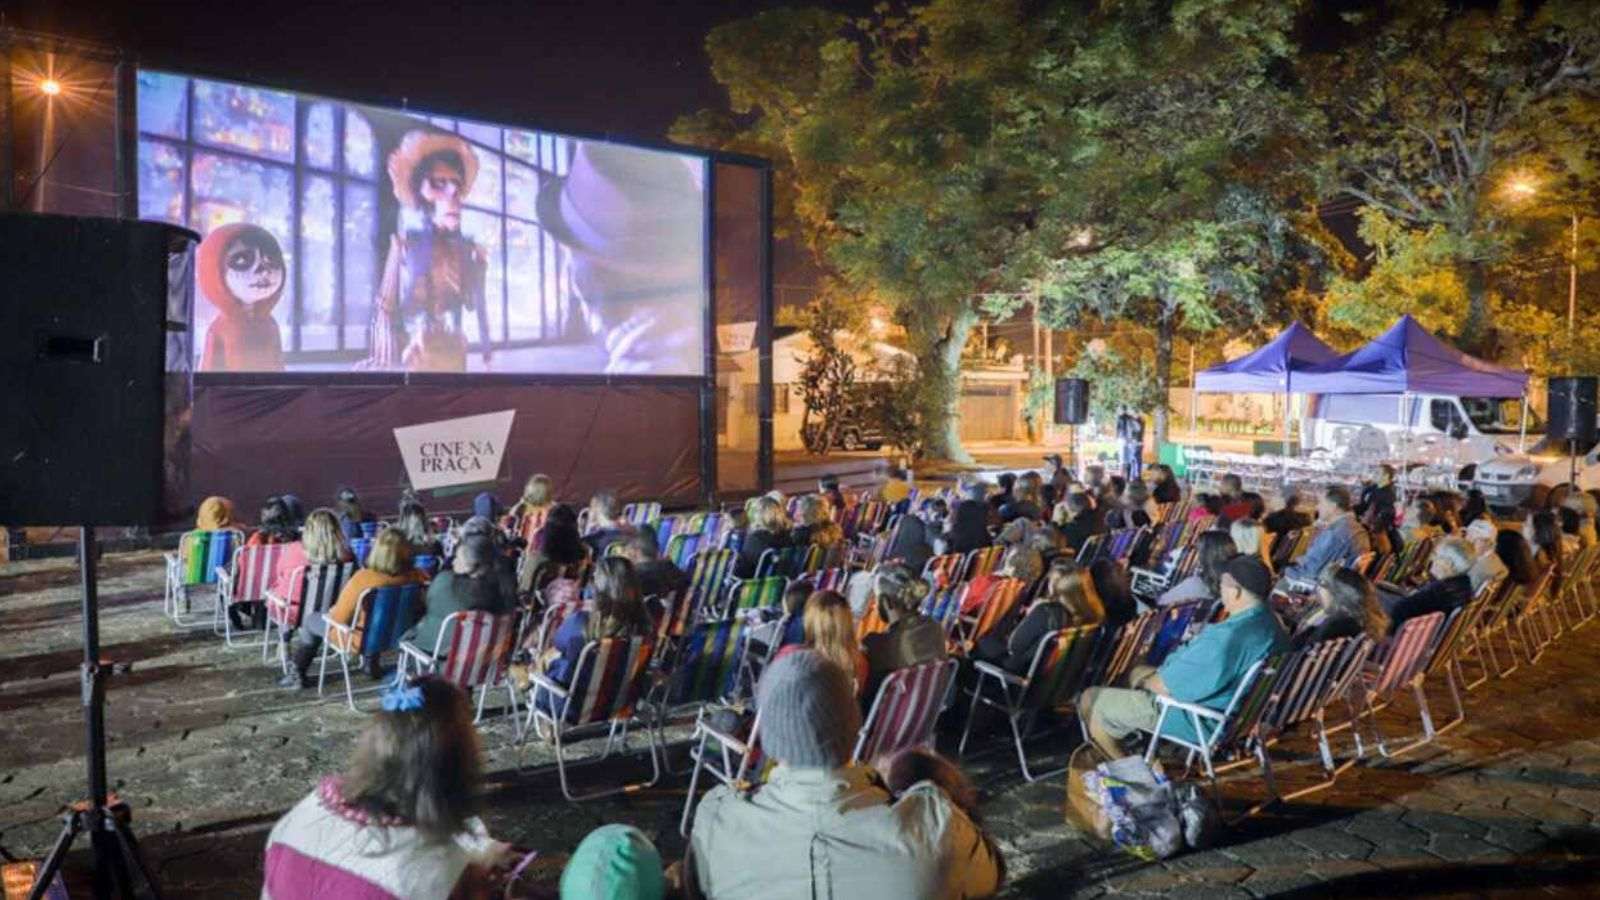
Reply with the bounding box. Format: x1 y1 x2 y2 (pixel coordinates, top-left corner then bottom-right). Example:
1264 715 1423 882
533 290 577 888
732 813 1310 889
3 552 1600 897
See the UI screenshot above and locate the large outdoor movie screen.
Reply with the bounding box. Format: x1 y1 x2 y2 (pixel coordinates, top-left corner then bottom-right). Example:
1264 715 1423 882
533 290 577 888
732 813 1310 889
137 70 707 376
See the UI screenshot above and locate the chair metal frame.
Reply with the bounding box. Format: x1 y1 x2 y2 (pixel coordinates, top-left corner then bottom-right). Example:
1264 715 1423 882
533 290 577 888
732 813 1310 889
213 541 287 647
524 636 661 801
398 609 523 734
959 625 1100 781
317 584 422 711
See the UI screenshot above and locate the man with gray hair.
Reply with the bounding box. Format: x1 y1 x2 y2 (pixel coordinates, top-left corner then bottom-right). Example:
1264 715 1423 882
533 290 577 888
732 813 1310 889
688 650 1000 898
1383 536 1476 635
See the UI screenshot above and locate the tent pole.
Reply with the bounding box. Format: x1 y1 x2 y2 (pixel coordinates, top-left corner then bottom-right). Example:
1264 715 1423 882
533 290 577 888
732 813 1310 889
1518 393 1528 455
1188 345 1198 436
1281 387 1291 490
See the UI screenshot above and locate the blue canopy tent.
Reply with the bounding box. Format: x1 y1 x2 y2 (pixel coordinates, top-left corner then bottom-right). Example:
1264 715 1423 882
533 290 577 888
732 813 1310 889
1192 321 1341 459
1292 315 1532 487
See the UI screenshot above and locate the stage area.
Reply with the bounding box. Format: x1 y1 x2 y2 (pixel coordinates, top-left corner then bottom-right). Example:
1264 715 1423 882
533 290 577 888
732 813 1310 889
4 553 1600 897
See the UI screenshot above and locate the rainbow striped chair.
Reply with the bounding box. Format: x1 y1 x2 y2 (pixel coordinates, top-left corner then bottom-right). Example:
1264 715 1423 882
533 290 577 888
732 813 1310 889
960 624 1101 781
855 657 959 763
163 528 243 627
399 609 522 730
526 635 659 801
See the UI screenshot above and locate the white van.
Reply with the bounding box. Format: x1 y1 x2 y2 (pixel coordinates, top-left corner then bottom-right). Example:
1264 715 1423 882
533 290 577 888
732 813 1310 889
1303 393 1534 475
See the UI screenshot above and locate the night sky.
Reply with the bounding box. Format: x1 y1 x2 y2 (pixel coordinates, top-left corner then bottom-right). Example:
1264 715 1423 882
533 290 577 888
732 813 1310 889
9 0 874 147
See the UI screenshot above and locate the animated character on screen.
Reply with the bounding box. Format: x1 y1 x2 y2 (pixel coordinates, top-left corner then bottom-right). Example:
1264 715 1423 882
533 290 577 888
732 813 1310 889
197 222 286 372
537 142 703 374
364 130 492 373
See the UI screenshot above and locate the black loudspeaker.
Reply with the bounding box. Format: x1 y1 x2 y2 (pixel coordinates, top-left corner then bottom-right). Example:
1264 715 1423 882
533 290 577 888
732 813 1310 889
0 213 199 525
1055 377 1090 425
1548 376 1599 446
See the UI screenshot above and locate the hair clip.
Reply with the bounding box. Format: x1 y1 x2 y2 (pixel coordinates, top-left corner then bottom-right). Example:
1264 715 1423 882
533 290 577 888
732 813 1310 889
380 683 425 712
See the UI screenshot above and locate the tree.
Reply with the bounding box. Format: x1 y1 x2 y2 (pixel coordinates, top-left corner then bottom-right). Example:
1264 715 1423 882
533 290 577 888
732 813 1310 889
676 1 1049 463
1065 342 1166 422
795 293 860 454
1302 0 1600 352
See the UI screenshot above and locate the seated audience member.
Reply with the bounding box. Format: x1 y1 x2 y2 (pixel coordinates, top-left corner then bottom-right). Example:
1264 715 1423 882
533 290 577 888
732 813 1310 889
997 534 1051 586
196 495 235 531
1524 509 1565 585
1042 453 1074 509
404 535 514 654
281 528 427 689
687 651 1001 899
1463 518 1508 592
862 565 945 698
1052 490 1103 556
395 501 443 559
1157 530 1236 607
543 558 652 690
470 491 503 527
1495 527 1538 586
1230 518 1271 571
735 495 794 578
1564 491 1600 547
1192 493 1227 522
1078 556 1287 759
791 494 844 550
1218 475 1252 522
1280 485 1370 584
278 494 307 529
1148 464 1182 506
520 505 588 598
268 508 354 605
1264 490 1314 536
620 529 689 601
561 825 664 900
581 490 636 558
506 472 554 529
1290 566 1388 649
454 516 519 603
938 499 992 557
1105 480 1153 530
880 466 915 510
776 590 869 695
1460 489 1489 529
1399 498 1442 548
977 559 1104 674
1558 504 1591 554
1431 491 1463 534
999 472 1045 523
884 513 934 574
1354 464 1398 526
247 496 298 546
987 472 1018 516
1383 537 1475 635
1089 558 1139 628
262 678 505 899
819 475 848 517
335 487 375 542
920 497 951 531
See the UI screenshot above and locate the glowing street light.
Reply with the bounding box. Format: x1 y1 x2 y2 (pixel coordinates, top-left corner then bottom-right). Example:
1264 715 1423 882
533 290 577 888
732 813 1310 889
1503 173 1580 337
39 78 63 97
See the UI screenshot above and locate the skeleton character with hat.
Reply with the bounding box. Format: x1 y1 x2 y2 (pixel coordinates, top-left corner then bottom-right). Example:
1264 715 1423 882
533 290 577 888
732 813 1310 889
364 130 492 373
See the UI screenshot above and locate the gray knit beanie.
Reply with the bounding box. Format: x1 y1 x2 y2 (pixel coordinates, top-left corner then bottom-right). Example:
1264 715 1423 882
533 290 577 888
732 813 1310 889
756 650 862 769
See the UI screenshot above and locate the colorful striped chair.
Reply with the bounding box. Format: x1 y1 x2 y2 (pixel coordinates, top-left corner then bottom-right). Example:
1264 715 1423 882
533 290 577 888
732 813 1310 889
921 553 966 590
526 636 659 801
855 657 959 763
214 541 287 646
674 549 735 633
1343 611 1446 759
920 584 968 635
318 583 423 711
399 610 522 730
649 618 749 773
726 575 788 615
263 561 356 669
349 537 374 567
960 624 1101 781
953 577 1028 653
623 501 663 528
163 528 243 627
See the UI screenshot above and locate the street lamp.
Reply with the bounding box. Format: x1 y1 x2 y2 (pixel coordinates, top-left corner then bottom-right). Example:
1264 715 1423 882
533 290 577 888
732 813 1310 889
1503 175 1580 337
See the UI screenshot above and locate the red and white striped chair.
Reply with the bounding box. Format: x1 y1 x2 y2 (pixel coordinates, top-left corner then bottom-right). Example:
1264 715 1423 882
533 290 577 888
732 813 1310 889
399 610 523 733
854 657 958 764
214 542 288 647
1344 611 1447 759
921 553 966 590
525 636 659 801
262 562 355 670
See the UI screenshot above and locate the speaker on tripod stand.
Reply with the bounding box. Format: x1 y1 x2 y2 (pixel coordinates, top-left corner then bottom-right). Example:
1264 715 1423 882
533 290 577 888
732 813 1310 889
1 212 198 899
1055 378 1090 472
1547 376 1598 488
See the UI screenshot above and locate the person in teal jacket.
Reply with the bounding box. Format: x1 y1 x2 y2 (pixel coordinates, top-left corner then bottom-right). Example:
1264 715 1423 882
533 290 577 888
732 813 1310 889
1078 555 1287 758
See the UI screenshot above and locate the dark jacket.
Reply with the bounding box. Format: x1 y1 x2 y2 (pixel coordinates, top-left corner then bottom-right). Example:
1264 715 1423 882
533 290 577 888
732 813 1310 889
1385 574 1473 635
863 614 947 699
976 600 1072 674
1152 479 1181 505
1057 510 1104 556
1104 506 1152 531
1264 507 1313 536
735 528 791 579
885 516 933 574
941 501 992 556
404 570 514 654
1289 612 1363 650
637 559 689 601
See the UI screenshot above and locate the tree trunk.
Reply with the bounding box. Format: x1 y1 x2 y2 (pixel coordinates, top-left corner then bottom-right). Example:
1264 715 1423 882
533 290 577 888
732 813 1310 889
927 306 976 465
1459 258 1491 355
1153 309 1174 448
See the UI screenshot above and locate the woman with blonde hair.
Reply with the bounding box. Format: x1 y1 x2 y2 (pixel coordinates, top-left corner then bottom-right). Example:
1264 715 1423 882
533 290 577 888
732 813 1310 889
734 495 793 578
281 527 426 689
978 558 1104 674
506 473 554 533
264 507 354 626
791 494 843 550
775 590 869 695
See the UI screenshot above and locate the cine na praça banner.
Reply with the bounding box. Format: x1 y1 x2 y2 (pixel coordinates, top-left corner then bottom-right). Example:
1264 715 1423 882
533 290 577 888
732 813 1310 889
136 70 707 377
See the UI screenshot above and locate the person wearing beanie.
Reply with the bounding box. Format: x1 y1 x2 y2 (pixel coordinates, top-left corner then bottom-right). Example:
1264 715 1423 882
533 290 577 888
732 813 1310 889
687 651 1000 899
1078 554 1287 759
560 824 664 900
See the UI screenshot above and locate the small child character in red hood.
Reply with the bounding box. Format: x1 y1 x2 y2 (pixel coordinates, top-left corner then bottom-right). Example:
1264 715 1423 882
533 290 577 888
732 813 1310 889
198 222 286 372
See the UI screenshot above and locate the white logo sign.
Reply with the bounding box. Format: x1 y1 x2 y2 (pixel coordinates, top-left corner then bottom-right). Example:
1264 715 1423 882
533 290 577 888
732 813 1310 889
393 410 516 490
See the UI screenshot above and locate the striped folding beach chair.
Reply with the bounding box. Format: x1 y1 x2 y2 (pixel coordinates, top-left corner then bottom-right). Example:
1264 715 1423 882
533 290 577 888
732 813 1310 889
1140 653 1281 785
664 532 702 570
399 610 522 730
214 542 287 646
959 624 1101 781
953 577 1028 654
921 553 966 590
1094 609 1160 687
318 583 423 711
526 636 659 801
679 549 735 628
1143 600 1203 667
164 528 243 627
1074 533 1107 566
262 562 355 669
808 566 851 594
649 618 750 774
622 501 662 528
1344 611 1446 759
726 575 788 615
679 709 766 835
855 657 959 763
961 544 1006 581
920 583 968 635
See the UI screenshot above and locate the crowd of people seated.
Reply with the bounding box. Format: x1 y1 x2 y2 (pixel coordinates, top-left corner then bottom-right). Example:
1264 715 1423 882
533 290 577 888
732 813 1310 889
171 449 1600 898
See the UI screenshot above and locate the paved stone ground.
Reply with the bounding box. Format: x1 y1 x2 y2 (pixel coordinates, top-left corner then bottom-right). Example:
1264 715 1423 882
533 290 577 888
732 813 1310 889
4 552 1600 897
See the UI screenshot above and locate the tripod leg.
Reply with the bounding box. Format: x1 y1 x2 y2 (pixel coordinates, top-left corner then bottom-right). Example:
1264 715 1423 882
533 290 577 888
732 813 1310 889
108 812 162 900
27 811 83 900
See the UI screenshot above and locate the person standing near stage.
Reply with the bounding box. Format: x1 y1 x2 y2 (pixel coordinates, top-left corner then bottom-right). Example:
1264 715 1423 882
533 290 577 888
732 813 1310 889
1116 407 1145 479
364 130 492 373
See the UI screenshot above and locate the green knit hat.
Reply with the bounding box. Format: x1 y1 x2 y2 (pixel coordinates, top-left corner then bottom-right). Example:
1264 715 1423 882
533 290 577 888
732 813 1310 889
559 824 665 900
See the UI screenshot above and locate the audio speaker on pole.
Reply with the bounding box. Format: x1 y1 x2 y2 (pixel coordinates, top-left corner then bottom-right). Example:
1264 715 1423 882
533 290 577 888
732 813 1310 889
0 212 199 525
1054 377 1090 425
1547 376 1598 447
